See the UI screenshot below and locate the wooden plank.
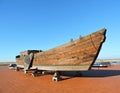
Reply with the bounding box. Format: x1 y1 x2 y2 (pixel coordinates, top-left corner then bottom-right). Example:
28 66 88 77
32 65 90 71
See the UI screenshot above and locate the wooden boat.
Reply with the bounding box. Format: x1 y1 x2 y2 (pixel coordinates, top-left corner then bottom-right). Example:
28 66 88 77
16 28 106 81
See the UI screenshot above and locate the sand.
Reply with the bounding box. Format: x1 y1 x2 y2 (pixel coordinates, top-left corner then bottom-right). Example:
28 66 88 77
0 65 120 93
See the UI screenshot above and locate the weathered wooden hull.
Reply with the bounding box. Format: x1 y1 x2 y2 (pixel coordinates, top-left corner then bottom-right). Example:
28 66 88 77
16 28 106 71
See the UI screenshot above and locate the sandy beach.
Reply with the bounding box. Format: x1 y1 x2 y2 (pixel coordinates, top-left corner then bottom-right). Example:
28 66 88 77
0 65 120 93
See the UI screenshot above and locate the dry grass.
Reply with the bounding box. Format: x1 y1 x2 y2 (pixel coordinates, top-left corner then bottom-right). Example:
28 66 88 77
0 62 15 66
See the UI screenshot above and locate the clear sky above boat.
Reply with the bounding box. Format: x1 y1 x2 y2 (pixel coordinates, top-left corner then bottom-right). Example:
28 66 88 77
0 0 120 62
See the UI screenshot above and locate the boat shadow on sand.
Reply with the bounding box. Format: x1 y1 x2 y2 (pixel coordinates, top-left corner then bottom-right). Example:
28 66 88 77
60 69 120 81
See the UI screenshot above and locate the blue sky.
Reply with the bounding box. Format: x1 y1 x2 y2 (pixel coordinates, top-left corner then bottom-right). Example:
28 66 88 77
0 0 120 62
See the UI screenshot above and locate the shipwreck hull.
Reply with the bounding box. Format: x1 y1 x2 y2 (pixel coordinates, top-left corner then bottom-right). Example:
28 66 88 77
16 28 106 71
